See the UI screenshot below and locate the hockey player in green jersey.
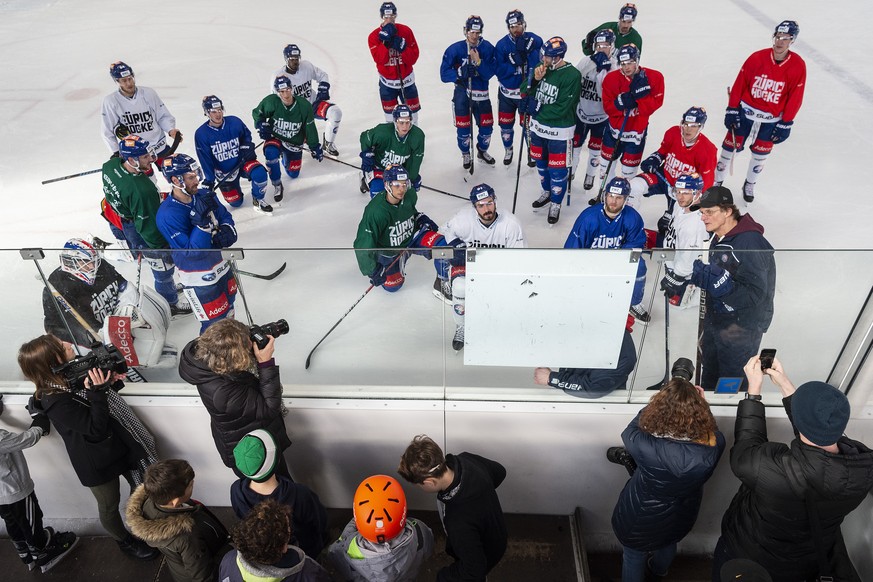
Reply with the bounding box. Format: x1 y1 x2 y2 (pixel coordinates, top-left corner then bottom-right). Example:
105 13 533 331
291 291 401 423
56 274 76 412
354 165 465 293
253 76 323 202
581 3 643 57
521 36 582 225
360 104 426 199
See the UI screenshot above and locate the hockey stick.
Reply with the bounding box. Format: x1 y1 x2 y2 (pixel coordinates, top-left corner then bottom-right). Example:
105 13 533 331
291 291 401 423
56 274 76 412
590 108 631 205
511 116 527 214
235 262 287 280
695 287 707 385
726 86 736 176
646 292 671 390
467 44 475 177
305 252 406 370
395 61 407 105
512 66 536 214
566 138 574 207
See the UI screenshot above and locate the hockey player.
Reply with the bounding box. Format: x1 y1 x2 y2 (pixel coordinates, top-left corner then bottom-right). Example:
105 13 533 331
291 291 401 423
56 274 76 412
658 174 710 308
272 43 343 156
565 177 650 323
194 95 272 214
439 15 497 170
359 104 425 199
157 154 238 334
102 135 190 317
600 44 665 183
573 29 617 192
42 238 175 368
494 10 543 166
522 36 582 225
627 106 717 218
582 3 643 57
439 184 527 350
353 164 466 294
368 2 422 123
327 475 434 582
101 61 181 164
253 77 323 202
715 20 806 202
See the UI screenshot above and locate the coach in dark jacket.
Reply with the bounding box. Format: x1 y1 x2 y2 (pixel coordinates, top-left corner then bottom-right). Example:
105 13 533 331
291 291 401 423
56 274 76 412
178 319 292 479
610 378 725 582
713 356 873 582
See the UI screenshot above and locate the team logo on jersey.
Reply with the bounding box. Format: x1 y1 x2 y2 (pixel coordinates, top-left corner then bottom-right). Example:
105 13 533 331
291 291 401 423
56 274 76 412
536 81 560 106
120 111 155 136
202 273 217 282
750 74 785 104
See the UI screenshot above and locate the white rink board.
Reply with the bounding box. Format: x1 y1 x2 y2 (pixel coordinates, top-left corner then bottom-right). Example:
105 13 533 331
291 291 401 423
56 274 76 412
464 248 637 368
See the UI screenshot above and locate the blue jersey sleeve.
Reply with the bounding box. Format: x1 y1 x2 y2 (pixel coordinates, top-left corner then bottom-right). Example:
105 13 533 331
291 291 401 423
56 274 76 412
440 42 463 84
157 199 214 257
194 123 217 183
621 208 647 249
475 41 497 82
564 207 599 248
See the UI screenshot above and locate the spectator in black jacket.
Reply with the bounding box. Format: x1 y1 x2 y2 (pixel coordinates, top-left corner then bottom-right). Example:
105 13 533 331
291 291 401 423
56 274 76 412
608 378 725 582
398 434 507 582
712 356 873 582
178 319 292 479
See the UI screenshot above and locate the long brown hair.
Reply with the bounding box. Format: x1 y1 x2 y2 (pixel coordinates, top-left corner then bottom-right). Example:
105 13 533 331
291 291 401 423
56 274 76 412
18 335 69 399
194 319 255 374
639 378 718 443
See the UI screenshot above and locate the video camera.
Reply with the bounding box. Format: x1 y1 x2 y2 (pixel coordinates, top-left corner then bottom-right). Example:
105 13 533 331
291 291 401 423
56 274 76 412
250 319 290 350
670 357 694 382
52 343 128 387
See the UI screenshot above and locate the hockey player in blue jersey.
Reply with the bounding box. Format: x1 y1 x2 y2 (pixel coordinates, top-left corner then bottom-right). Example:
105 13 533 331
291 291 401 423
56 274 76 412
157 154 239 334
194 95 272 214
440 15 497 170
565 177 650 323
494 10 543 166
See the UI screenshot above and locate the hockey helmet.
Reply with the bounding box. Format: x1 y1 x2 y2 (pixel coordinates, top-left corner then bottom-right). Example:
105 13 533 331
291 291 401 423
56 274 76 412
109 61 134 80
161 153 202 185
382 164 409 188
682 106 707 126
674 173 704 194
379 2 397 18
593 29 616 47
465 15 484 33
283 43 301 61
541 36 568 59
273 76 293 93
118 135 154 163
616 44 640 65
619 3 638 21
353 475 407 544
605 177 631 197
505 10 525 29
201 95 224 115
469 183 496 205
392 104 413 123
774 20 799 40
60 238 101 286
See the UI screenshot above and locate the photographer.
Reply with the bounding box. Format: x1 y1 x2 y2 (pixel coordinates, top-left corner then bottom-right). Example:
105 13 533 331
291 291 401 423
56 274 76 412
607 366 725 582
712 356 873 582
178 319 292 478
17 335 159 560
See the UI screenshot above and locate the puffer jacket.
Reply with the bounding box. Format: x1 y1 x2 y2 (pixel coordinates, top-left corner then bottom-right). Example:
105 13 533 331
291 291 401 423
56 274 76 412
126 484 229 582
178 340 291 468
219 547 331 582
611 412 725 551
720 397 873 581
326 518 434 582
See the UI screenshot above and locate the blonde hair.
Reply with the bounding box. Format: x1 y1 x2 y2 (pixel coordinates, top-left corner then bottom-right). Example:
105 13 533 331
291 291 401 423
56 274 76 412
194 319 255 374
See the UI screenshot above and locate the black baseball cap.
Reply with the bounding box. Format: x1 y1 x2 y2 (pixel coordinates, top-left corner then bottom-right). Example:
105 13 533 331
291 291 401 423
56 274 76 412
690 186 733 211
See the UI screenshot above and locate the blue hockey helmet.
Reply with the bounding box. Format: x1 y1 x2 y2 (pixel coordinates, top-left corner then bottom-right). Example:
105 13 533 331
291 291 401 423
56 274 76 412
273 76 293 93
619 3 638 21
593 29 616 47
392 104 413 123
118 135 154 162
605 177 631 197
505 9 525 28
201 95 224 115
470 183 496 204
109 61 134 80
616 44 640 65
465 15 484 33
774 20 799 40
283 43 301 61
541 36 568 59
383 164 409 187
379 2 397 18
682 106 707 126
60 237 101 286
161 153 202 185
674 173 704 193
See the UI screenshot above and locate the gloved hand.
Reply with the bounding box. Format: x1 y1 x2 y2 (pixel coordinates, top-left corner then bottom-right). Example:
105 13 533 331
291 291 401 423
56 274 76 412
582 29 597 55
310 143 324 162
414 212 438 233
27 396 50 435
515 33 534 55
369 264 388 287
660 268 689 304
657 210 671 235
526 97 541 116
614 92 636 111
412 174 422 190
213 223 237 248
379 23 397 46
239 142 257 163
256 121 272 140
457 63 477 80
202 180 216 191
447 237 468 266
630 70 651 100
590 51 611 72
772 120 793 144
724 107 742 130
640 152 663 174
507 52 522 67
315 81 330 103
360 150 376 173
691 260 734 298
390 35 406 52
190 192 214 229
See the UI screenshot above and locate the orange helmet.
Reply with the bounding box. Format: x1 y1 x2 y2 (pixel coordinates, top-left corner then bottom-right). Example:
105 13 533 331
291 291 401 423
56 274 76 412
353 475 407 543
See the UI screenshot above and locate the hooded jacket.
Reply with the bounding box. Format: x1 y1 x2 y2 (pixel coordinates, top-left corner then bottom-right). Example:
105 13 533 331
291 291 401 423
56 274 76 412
219 546 330 582
126 484 229 582
611 412 725 550
178 340 291 468
720 397 873 581
326 517 434 582
0 426 42 504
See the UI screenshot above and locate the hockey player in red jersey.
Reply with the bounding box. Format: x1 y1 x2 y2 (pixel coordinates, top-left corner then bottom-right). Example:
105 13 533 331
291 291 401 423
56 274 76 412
368 2 422 123
600 44 664 182
715 20 806 203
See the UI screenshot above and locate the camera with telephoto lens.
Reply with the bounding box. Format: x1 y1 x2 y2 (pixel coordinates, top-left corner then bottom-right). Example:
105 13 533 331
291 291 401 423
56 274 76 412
670 357 695 382
250 319 290 350
51 342 128 386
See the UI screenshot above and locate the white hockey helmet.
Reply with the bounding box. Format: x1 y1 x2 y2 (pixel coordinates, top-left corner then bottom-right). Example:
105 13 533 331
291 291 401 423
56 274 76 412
60 238 101 285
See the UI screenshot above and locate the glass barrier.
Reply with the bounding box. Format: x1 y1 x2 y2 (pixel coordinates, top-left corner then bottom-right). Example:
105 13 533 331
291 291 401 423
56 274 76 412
3 247 871 408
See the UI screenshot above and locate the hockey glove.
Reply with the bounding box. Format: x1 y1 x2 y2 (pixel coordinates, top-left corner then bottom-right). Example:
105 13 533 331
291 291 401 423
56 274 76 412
190 193 214 230
310 143 324 162
315 81 330 103
369 264 388 287
360 150 376 173
691 260 734 299
526 97 541 116
629 70 651 100
657 210 672 236
582 29 597 55
390 35 407 53
724 107 742 131
202 180 216 191
590 52 611 72
447 238 468 267
213 223 238 248
614 92 637 111
414 212 438 234
507 51 522 67
412 174 422 190
239 142 257 163
771 120 793 144
256 121 272 140
660 268 689 304
515 34 535 56
27 396 50 435
378 23 397 46
640 152 664 174
457 63 477 80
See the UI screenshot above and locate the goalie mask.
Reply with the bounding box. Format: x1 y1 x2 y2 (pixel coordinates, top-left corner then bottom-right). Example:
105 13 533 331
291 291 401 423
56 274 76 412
60 238 101 285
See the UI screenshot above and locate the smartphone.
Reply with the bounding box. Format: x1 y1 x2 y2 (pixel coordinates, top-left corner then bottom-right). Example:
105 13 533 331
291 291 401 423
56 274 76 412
759 348 777 370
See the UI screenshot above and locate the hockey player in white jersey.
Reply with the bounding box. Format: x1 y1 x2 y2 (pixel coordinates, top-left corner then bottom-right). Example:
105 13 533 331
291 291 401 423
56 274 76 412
101 61 181 162
659 173 710 307
272 43 343 156
438 183 527 351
